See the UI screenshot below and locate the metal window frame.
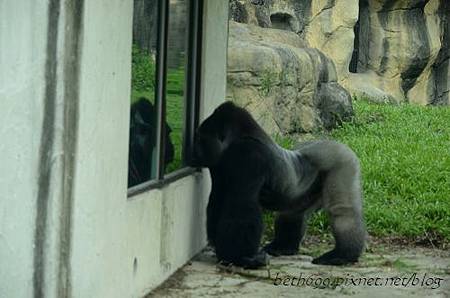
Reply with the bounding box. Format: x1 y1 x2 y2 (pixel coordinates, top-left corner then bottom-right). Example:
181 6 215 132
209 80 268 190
128 0 203 198
182 0 200 164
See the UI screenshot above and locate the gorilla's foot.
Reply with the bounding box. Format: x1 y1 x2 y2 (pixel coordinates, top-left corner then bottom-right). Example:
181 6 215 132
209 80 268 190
219 250 269 269
264 241 298 256
312 250 358 266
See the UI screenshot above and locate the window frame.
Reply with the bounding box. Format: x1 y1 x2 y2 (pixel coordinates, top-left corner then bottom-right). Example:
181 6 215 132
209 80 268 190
128 0 203 197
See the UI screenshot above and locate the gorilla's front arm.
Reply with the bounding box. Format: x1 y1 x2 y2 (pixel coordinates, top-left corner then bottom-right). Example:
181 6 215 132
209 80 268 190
205 167 223 248
209 138 269 268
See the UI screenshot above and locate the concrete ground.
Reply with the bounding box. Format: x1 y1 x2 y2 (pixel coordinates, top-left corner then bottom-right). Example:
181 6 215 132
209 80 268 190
148 245 450 298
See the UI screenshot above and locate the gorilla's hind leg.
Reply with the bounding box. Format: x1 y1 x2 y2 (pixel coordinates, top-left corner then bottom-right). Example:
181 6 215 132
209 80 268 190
312 154 365 265
264 211 307 256
312 212 365 265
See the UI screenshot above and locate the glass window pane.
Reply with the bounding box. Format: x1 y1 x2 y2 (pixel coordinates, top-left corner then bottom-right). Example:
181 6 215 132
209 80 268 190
128 0 159 187
165 0 189 174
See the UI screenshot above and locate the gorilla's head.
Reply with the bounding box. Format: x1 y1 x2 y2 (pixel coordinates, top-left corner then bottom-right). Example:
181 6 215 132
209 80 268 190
128 98 175 187
191 101 268 167
128 99 157 186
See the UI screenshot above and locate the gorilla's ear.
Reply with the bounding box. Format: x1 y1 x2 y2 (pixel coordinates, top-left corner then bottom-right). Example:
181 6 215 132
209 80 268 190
211 103 235 141
199 111 226 141
211 114 229 142
217 123 226 142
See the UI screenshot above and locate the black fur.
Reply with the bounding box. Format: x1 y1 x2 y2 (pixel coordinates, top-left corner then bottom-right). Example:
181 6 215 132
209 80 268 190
128 98 174 187
192 102 365 268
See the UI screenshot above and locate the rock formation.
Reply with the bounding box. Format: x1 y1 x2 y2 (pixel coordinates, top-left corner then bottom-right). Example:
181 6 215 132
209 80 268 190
227 22 353 134
229 0 450 108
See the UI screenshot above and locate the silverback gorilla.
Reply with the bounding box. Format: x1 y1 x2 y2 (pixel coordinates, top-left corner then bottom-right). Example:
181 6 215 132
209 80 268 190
128 98 174 187
192 102 365 269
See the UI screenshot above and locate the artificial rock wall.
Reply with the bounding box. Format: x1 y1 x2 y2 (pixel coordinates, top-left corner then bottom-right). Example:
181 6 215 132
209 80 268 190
352 0 450 105
228 0 450 121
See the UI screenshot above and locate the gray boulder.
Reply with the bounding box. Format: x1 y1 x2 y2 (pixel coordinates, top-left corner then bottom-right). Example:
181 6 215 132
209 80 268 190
227 22 353 134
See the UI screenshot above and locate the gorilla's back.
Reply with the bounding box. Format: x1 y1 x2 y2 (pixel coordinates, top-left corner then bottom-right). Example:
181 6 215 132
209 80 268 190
259 144 320 211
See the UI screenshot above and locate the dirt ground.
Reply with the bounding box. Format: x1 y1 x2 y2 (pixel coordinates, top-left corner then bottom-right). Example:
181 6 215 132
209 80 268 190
148 243 450 298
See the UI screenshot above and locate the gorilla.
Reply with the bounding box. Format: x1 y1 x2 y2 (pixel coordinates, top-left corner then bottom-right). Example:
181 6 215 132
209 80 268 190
128 97 174 187
192 101 365 269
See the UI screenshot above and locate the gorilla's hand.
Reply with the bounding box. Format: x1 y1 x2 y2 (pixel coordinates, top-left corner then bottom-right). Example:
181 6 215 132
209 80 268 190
219 250 268 269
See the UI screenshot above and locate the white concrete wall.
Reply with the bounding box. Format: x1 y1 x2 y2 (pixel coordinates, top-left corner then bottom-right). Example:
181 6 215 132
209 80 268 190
71 0 228 296
199 0 230 117
0 2 48 297
0 0 229 297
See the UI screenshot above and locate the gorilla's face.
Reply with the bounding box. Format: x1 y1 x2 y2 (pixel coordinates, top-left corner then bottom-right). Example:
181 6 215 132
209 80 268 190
193 132 223 167
192 104 233 167
192 119 225 167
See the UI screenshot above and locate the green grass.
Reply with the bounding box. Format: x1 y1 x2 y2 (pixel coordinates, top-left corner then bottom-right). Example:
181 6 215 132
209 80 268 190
271 99 450 243
164 68 185 172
